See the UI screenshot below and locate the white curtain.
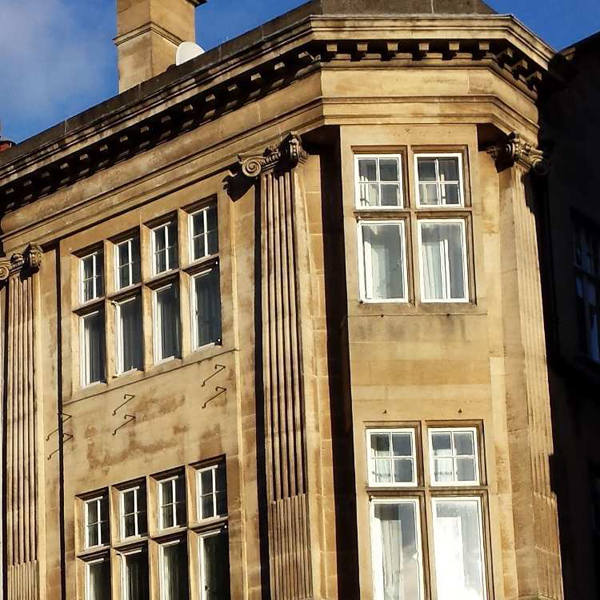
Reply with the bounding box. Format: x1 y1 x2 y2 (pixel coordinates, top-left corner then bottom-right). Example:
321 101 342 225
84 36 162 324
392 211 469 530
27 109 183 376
363 224 403 300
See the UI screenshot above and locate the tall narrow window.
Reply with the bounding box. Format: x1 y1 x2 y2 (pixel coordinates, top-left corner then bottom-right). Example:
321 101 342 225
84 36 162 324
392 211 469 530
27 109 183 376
159 476 186 530
116 237 141 290
116 296 143 374
419 220 468 302
355 155 403 208
371 500 423 600
367 429 416 486
415 154 463 207
154 284 181 362
192 269 222 349
81 310 105 386
190 204 219 261
432 498 486 600
359 222 407 302
85 557 111 600
121 485 147 539
85 496 109 548
160 540 189 600
152 222 178 275
121 548 149 600
197 464 227 521
81 250 104 303
199 529 231 600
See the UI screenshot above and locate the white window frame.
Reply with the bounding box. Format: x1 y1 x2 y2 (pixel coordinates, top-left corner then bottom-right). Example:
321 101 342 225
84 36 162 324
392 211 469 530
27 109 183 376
120 485 144 540
189 203 218 263
191 268 221 351
366 428 417 488
414 152 465 208
431 496 487 600
417 218 469 304
429 427 480 487
84 496 106 549
80 250 103 304
85 556 109 600
115 237 139 291
115 295 142 375
357 220 408 303
152 283 180 364
80 310 105 388
354 154 404 210
370 498 424 600
152 222 178 276
158 476 184 531
120 548 146 600
198 527 228 600
196 464 226 522
159 538 187 600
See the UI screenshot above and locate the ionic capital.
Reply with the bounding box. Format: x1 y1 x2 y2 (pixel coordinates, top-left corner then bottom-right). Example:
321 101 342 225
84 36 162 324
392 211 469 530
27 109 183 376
488 132 549 175
0 243 43 283
238 132 307 179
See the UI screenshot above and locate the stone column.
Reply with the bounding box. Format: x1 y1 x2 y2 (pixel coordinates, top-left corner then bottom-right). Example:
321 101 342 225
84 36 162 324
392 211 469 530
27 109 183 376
0 244 43 600
239 134 313 599
489 134 563 600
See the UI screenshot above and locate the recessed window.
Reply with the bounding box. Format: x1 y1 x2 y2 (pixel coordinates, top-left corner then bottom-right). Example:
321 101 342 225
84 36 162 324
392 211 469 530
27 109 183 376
81 250 104 303
415 154 464 207
153 284 181 363
85 557 110 600
158 476 186 530
192 268 222 349
367 429 416 486
121 548 149 600
371 500 423 600
199 529 231 600
160 540 189 600
429 428 479 486
359 221 408 302
197 464 227 521
355 155 403 208
418 220 468 302
432 498 486 600
115 296 143 374
152 222 178 275
190 203 219 262
115 237 141 290
84 496 109 549
81 310 105 387
120 484 147 539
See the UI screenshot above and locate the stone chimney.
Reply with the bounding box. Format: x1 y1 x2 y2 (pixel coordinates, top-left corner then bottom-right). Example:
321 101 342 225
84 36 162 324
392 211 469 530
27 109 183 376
115 0 207 93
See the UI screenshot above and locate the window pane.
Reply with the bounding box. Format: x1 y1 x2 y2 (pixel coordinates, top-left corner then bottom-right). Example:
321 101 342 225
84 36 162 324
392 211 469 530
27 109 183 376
432 432 452 456
82 252 103 302
162 543 189 600
434 458 455 483
373 458 393 484
82 312 105 385
417 158 437 182
138 487 148 535
442 183 461 205
207 206 219 255
87 500 99 525
123 490 135 515
87 524 99 548
358 158 377 182
202 494 215 520
455 432 474 456
393 459 414 483
371 433 390 457
379 159 399 182
156 286 180 361
194 269 222 348
202 532 231 600
162 505 174 529
457 458 477 482
124 551 149 600
438 157 460 181
420 222 467 301
381 184 400 207
124 514 136 538
87 561 110 600
391 433 412 457
419 183 439 206
372 502 422 600
433 500 486 600
118 296 143 373
362 223 405 300
162 481 174 505
201 470 214 495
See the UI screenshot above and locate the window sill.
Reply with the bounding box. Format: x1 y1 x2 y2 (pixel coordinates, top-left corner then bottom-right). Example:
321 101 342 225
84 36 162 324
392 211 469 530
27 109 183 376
77 546 110 560
189 515 228 533
351 300 484 318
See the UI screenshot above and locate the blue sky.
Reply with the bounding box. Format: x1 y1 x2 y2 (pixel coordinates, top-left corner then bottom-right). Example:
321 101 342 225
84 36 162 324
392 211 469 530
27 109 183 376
0 0 599 144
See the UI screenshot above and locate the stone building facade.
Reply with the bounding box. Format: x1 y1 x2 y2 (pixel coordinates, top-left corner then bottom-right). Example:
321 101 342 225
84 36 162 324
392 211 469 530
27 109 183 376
0 0 596 599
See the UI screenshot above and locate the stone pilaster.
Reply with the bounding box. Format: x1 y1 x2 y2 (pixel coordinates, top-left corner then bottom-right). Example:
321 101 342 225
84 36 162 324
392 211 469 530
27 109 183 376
239 134 313 599
489 134 563 599
0 244 43 600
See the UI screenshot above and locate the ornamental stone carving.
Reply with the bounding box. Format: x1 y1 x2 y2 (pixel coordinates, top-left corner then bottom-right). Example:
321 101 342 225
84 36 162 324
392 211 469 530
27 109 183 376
0 243 43 282
488 132 549 175
238 132 307 178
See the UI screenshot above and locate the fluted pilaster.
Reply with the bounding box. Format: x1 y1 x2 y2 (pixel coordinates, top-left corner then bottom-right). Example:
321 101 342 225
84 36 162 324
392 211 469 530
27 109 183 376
0 244 43 599
240 133 313 599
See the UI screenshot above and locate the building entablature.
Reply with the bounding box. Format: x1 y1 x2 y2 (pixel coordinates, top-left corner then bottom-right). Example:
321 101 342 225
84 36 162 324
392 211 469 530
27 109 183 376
0 14 558 228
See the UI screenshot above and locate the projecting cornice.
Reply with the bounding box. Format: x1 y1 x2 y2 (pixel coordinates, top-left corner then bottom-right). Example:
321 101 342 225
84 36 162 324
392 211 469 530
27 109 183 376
0 244 43 282
0 15 559 213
